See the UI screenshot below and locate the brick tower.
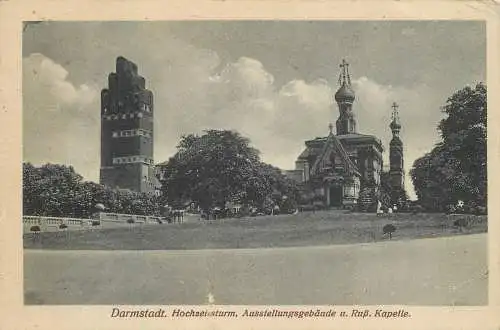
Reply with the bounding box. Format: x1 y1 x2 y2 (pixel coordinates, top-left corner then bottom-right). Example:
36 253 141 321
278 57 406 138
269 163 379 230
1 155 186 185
99 56 155 194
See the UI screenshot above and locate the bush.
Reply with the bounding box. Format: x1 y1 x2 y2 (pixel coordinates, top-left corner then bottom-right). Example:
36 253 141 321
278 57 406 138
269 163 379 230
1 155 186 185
462 205 472 214
91 220 100 226
382 224 396 239
59 224 68 230
475 206 487 215
127 218 135 224
237 205 251 217
30 225 41 232
281 198 298 214
445 204 456 214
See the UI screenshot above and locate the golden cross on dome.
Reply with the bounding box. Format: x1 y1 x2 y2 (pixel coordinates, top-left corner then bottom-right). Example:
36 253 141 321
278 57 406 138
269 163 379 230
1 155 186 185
391 102 399 121
339 59 351 86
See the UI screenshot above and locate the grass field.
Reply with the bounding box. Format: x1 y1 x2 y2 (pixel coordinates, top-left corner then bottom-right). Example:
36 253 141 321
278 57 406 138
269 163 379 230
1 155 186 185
23 210 487 250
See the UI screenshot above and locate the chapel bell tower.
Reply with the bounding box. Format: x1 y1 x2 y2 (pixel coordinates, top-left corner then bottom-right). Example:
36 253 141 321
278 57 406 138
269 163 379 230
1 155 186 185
389 102 405 195
334 59 357 135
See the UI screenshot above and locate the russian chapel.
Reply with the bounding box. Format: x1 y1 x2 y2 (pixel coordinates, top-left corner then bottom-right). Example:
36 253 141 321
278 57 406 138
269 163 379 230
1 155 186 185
289 59 406 208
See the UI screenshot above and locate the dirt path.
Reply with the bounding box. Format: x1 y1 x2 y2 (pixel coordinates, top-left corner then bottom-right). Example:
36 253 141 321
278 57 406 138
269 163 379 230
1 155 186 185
24 234 487 305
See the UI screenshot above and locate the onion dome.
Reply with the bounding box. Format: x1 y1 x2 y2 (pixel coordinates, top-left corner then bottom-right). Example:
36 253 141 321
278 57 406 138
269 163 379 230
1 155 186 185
390 102 401 131
390 117 401 130
335 83 356 103
335 59 355 103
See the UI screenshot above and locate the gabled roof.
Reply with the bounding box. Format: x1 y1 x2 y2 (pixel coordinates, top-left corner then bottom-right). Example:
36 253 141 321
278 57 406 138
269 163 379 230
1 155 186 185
310 132 361 177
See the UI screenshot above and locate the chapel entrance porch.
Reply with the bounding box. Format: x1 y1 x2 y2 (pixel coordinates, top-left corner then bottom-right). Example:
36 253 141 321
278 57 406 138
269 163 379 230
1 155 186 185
327 185 343 207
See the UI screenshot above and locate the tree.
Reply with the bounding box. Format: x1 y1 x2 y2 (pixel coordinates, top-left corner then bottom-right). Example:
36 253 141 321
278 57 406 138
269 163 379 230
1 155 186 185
23 162 161 217
159 129 299 212
383 224 396 239
410 83 487 210
23 163 84 216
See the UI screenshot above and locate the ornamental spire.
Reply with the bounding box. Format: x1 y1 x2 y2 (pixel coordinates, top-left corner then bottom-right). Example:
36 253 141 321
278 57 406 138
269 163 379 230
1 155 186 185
390 101 402 136
391 102 399 122
338 59 352 86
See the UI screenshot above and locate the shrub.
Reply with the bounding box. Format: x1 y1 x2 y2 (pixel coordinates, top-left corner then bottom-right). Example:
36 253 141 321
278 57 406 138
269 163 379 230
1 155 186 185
382 224 396 239
237 205 251 217
454 205 464 214
476 206 487 215
445 204 456 214
281 198 298 214
59 224 68 230
91 220 100 226
157 219 163 224
462 205 472 214
127 218 135 224
30 225 41 232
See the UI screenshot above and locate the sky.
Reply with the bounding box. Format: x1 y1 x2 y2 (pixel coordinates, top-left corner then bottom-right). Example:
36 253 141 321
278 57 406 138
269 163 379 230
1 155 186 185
22 21 486 199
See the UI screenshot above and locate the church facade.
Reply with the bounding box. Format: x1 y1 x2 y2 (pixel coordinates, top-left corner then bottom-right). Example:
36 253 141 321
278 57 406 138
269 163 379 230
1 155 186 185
287 60 405 208
99 56 159 195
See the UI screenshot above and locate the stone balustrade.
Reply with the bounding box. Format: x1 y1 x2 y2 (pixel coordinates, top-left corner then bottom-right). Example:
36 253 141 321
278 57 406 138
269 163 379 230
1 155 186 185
23 213 166 233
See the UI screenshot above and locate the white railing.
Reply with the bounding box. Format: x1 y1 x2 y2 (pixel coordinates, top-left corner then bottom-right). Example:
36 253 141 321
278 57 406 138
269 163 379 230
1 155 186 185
23 215 85 226
23 212 166 233
94 212 165 224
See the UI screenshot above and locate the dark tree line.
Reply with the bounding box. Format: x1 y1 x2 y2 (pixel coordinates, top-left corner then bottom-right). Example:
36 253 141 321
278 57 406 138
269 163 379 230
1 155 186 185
410 83 487 212
24 130 300 218
23 163 161 217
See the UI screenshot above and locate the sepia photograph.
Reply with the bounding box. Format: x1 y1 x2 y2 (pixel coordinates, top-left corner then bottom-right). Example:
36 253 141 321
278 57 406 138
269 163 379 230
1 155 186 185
21 20 488 306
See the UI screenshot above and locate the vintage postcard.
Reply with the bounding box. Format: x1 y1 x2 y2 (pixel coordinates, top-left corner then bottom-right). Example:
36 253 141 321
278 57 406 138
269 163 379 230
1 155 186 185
0 1 499 330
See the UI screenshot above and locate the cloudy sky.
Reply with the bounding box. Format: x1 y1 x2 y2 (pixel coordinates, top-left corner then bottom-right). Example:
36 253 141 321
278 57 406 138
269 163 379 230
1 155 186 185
22 21 486 199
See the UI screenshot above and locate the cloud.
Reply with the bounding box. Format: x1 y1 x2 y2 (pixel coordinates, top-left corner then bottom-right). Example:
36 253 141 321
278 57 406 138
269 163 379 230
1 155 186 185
23 53 95 109
23 51 442 200
23 53 99 180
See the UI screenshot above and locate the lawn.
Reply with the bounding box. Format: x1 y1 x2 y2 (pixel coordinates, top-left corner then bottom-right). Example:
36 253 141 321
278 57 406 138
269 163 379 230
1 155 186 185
23 210 487 250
